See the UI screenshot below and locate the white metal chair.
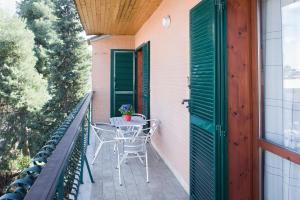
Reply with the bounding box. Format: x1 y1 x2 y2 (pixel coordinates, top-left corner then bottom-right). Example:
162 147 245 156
140 119 160 159
141 119 160 137
91 123 117 164
115 120 160 185
132 113 147 120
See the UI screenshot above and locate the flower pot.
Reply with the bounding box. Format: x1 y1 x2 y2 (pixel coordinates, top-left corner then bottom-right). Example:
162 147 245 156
123 115 132 121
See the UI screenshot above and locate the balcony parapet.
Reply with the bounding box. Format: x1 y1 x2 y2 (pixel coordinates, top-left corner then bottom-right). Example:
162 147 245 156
0 92 94 200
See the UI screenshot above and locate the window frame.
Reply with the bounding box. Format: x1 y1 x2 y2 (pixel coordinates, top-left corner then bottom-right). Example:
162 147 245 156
253 0 300 199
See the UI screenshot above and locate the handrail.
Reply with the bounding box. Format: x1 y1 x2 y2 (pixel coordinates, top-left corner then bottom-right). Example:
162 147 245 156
25 93 92 200
0 92 94 200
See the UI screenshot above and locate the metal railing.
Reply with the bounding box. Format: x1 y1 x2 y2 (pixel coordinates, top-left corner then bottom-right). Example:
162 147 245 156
0 93 94 200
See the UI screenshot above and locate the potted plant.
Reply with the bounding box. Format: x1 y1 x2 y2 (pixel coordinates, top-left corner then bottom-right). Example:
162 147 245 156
119 104 134 121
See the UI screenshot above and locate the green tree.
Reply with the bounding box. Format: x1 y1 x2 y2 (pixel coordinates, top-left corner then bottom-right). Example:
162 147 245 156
0 0 90 172
45 0 90 122
15 0 90 154
0 13 49 111
15 0 91 156
17 0 59 155
18 0 57 77
0 13 49 170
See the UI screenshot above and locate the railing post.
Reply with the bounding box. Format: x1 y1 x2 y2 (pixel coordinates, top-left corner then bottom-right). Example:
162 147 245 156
87 103 91 145
79 118 85 184
57 173 64 200
84 154 95 183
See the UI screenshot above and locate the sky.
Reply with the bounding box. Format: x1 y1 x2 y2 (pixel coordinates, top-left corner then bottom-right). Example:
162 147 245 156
0 0 17 16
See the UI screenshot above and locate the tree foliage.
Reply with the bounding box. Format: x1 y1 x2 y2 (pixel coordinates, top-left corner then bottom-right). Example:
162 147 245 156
18 0 57 77
0 13 49 111
0 13 49 170
45 0 90 122
0 0 90 173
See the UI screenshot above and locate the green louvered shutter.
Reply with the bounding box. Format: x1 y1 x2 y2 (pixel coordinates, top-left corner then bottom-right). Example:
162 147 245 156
111 50 135 117
190 0 227 200
142 42 150 119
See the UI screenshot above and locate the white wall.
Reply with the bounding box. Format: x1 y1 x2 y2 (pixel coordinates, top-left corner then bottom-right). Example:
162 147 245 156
91 36 135 123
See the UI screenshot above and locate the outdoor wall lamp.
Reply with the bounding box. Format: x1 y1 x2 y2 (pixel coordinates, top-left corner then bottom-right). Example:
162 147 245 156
162 15 171 28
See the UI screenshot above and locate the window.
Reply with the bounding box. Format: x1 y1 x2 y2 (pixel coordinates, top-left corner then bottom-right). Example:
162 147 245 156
261 0 300 199
264 151 300 199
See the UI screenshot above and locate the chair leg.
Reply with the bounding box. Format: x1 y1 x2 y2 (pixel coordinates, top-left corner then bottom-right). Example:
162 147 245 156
137 152 144 165
117 146 122 186
113 143 117 153
92 141 103 164
146 151 149 183
119 153 128 166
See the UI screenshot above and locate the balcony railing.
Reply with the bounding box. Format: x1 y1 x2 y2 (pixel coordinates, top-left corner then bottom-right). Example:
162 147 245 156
0 93 94 200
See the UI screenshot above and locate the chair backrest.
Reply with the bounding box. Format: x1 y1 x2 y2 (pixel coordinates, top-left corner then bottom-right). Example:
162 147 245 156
144 119 160 137
90 123 117 140
117 125 142 139
132 113 147 120
91 123 116 132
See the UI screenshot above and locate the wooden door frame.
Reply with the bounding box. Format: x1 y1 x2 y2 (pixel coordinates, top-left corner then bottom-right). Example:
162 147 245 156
135 49 143 114
135 41 150 118
251 1 261 200
227 0 260 199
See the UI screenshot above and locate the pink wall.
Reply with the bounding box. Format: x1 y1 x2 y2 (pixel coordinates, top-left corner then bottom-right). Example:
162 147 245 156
135 0 199 192
91 0 199 192
91 36 135 122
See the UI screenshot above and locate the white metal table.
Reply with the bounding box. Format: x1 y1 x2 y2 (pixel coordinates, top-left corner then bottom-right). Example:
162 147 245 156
110 116 146 127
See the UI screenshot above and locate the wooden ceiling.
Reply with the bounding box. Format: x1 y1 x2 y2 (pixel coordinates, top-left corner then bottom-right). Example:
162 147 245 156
74 0 163 35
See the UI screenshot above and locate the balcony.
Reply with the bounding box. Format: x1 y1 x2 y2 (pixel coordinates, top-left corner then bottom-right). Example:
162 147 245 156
0 93 188 200
78 135 188 200
2 0 300 200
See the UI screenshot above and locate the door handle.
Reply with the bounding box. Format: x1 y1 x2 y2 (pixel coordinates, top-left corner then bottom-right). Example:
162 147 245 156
181 99 190 108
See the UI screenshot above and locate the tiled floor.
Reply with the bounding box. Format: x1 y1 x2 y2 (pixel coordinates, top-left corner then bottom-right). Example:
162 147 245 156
78 130 188 200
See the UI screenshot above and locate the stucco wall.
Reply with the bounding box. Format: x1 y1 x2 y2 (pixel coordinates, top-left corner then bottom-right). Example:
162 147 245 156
91 0 199 192
134 0 199 192
91 35 135 123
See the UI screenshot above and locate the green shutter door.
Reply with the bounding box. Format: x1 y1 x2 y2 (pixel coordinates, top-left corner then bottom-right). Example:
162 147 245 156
142 42 150 119
190 0 227 200
111 50 135 117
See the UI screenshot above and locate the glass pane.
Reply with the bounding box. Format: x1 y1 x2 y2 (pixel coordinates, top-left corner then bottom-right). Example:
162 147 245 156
264 151 300 200
262 0 300 152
